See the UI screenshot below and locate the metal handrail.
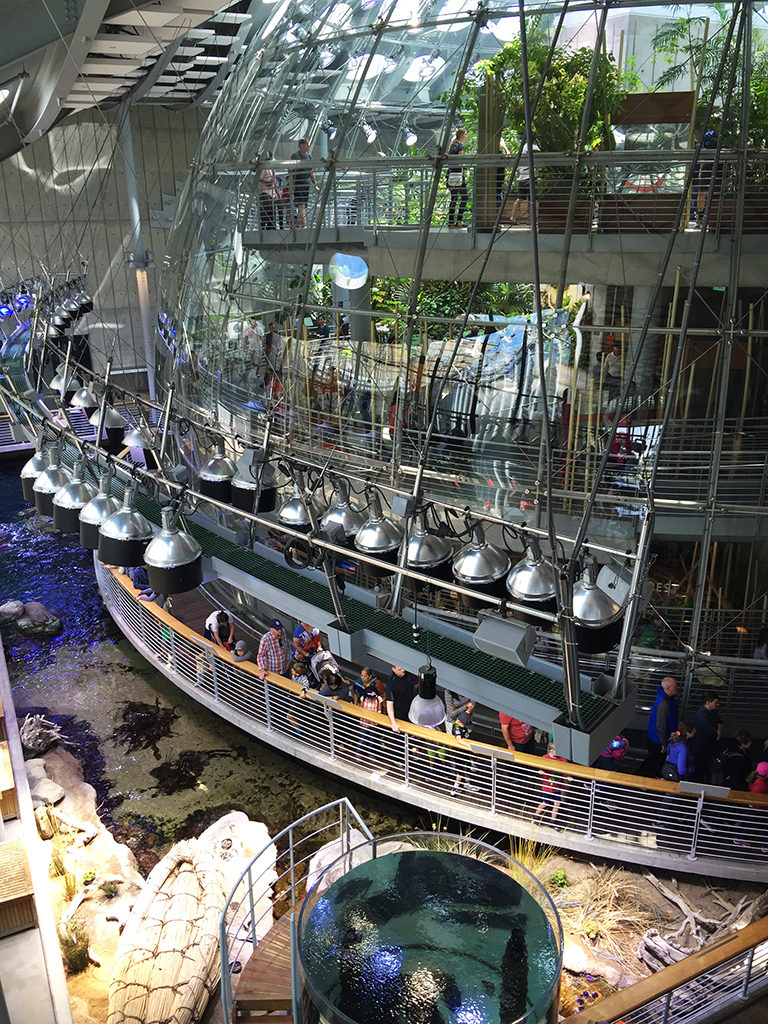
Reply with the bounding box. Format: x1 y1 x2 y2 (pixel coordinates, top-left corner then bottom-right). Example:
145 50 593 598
217 796 372 1021
98 564 768 885
562 913 768 1024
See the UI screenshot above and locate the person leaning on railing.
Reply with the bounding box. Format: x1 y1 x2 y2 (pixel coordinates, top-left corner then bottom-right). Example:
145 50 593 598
385 665 418 732
257 618 291 680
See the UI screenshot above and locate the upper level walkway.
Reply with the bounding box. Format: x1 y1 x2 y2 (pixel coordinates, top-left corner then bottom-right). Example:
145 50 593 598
239 150 768 288
99 563 768 885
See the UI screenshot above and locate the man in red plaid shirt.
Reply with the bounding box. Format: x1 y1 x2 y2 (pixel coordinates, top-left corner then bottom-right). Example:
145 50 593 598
257 619 291 680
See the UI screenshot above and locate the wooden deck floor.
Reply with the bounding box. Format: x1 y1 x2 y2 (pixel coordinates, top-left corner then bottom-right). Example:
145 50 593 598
167 589 263 650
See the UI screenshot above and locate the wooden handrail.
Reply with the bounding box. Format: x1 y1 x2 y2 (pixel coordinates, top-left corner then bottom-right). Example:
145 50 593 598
561 913 768 1024
108 568 768 807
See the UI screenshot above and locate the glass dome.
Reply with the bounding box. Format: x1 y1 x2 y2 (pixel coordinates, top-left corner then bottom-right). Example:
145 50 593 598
155 0 586 524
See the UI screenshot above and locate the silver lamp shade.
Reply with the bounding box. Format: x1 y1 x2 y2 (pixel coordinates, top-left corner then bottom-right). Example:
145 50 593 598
33 448 72 516
408 665 446 729
144 507 203 594
63 295 81 321
573 562 624 654
354 493 403 575
20 443 48 502
52 459 97 533
97 481 154 567
452 523 510 604
79 472 120 548
76 290 94 315
406 509 453 578
123 423 153 449
50 372 81 403
199 442 236 502
70 386 98 418
321 478 366 541
47 322 65 340
90 405 126 452
506 539 558 623
232 464 277 514
277 483 312 531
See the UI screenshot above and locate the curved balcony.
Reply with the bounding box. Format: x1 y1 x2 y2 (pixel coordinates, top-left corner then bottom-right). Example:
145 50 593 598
98 563 768 885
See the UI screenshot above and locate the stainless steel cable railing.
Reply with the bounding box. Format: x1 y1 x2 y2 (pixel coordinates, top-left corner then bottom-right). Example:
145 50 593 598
98 564 768 884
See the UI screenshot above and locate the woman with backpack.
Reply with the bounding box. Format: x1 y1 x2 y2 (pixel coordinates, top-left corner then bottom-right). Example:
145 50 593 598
662 722 695 782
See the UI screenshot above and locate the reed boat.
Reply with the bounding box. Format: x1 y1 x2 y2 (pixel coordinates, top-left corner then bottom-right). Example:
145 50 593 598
107 840 226 1024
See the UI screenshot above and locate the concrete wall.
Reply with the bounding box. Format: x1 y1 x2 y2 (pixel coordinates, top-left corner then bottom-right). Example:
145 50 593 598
0 104 206 389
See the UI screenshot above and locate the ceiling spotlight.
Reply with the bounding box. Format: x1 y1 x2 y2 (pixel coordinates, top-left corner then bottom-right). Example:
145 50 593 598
362 120 377 145
405 125 417 147
144 506 203 595
324 120 338 141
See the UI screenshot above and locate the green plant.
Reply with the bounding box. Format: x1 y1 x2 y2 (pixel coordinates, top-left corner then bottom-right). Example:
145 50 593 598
583 918 600 941
550 866 569 889
82 870 96 886
49 850 65 878
507 835 554 883
99 880 120 899
58 919 90 975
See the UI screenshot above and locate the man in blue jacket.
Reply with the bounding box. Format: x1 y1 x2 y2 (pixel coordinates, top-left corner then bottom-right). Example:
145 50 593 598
646 676 678 777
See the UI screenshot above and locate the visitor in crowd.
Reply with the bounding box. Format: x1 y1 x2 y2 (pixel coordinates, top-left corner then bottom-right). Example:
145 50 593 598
310 314 331 341
662 722 695 782
449 698 477 797
444 691 472 735
357 678 384 763
290 137 319 228
721 731 754 791
319 669 354 703
592 734 629 772
644 675 678 777
231 640 253 663
446 128 469 228
510 135 539 225
753 628 768 660
385 665 419 732
204 608 235 651
129 564 162 605
258 154 279 229
637 614 664 649
353 666 383 702
691 690 722 783
292 660 315 695
499 712 535 754
749 761 768 795
257 618 291 680
533 741 568 827
293 620 322 665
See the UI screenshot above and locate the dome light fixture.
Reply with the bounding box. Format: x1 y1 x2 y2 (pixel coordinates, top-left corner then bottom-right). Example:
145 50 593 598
362 119 377 144
452 522 510 590
20 437 48 502
321 477 366 541
506 537 558 621
408 664 446 729
79 470 120 549
573 560 624 654
277 481 313 532
354 491 403 574
52 457 98 533
32 444 72 517
198 440 237 502
144 506 203 595
123 423 154 450
97 480 154 567
406 507 452 572
404 125 418 147
90 405 127 451
70 385 98 418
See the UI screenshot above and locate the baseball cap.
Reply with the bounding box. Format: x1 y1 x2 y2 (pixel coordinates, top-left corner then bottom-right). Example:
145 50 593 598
756 762 768 777
269 618 283 630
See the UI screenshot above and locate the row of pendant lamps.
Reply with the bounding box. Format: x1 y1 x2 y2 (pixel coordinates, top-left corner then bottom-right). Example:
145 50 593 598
45 288 94 340
21 445 203 595
273 477 624 654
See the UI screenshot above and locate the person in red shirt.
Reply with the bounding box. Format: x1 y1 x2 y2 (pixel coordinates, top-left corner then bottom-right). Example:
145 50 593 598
533 741 569 825
499 712 535 754
747 761 768 854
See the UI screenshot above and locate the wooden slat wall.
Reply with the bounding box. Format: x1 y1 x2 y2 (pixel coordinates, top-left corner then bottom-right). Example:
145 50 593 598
613 91 695 125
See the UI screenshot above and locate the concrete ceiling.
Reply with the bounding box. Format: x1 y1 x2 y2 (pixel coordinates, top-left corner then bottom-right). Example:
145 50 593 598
0 0 256 161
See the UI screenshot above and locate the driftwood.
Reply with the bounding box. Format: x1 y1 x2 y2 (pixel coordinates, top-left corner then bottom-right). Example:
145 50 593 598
639 873 754 970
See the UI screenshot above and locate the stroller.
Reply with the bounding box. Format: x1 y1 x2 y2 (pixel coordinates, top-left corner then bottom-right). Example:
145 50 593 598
309 649 344 689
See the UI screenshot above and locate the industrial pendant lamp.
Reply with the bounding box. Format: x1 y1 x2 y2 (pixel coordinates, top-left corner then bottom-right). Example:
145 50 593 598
232 463 277 514
76 287 94 316
144 506 203 594
406 508 453 578
573 560 624 654
79 470 120 549
408 664 446 729
89 405 126 451
20 437 48 502
52 458 98 533
50 370 81 404
122 423 153 449
506 538 558 623
97 480 154 567
452 523 510 603
70 385 98 419
354 492 403 574
277 480 313 532
321 478 365 542
198 441 237 502
32 444 72 516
